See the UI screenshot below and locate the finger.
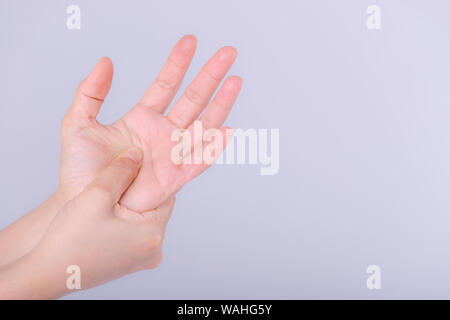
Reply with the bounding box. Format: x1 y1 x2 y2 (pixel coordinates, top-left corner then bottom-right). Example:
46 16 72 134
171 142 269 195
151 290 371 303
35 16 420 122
200 76 242 129
69 57 114 121
138 35 197 113
181 76 240 162
85 147 143 205
167 46 237 128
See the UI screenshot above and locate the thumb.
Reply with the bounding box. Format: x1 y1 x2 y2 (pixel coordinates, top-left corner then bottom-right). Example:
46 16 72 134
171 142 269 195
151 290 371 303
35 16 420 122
85 147 143 206
67 57 114 121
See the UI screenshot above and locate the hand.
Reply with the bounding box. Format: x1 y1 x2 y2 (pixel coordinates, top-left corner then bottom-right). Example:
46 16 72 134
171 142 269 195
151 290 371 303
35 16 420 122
0 35 241 269
60 35 242 212
0 148 175 299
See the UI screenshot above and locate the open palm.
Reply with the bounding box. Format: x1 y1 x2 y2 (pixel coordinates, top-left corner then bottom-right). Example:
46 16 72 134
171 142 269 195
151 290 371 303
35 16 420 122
59 36 241 212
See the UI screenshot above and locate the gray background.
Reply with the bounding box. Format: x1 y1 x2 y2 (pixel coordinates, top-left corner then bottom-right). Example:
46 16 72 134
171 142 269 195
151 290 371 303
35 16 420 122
1 0 450 299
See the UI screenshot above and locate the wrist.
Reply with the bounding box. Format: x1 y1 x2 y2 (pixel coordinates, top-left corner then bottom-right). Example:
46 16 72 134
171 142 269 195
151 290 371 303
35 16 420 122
0 190 68 268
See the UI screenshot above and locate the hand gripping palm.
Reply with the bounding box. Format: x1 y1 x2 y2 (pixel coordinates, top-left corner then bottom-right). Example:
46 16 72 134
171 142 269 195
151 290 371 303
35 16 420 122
59 35 242 212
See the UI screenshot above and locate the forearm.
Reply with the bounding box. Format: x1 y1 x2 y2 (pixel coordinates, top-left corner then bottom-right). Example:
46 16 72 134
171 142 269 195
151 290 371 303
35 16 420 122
0 192 66 267
0 252 68 299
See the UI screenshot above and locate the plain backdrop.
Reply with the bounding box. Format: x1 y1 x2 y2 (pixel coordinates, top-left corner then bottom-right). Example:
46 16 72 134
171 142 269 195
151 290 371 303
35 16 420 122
1 0 450 299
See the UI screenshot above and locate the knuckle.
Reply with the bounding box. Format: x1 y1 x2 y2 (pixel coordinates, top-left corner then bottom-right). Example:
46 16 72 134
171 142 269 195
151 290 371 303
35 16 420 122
168 111 185 128
155 76 178 90
134 231 164 259
151 233 164 249
214 99 229 112
203 68 221 81
142 251 163 270
184 87 207 106
146 233 164 252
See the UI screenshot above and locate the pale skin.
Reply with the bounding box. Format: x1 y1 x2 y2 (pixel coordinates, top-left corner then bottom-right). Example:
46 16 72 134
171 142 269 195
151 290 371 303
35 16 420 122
0 35 242 299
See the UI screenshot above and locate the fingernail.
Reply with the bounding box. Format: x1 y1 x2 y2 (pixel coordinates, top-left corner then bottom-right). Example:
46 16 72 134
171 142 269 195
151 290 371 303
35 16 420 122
123 147 143 163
